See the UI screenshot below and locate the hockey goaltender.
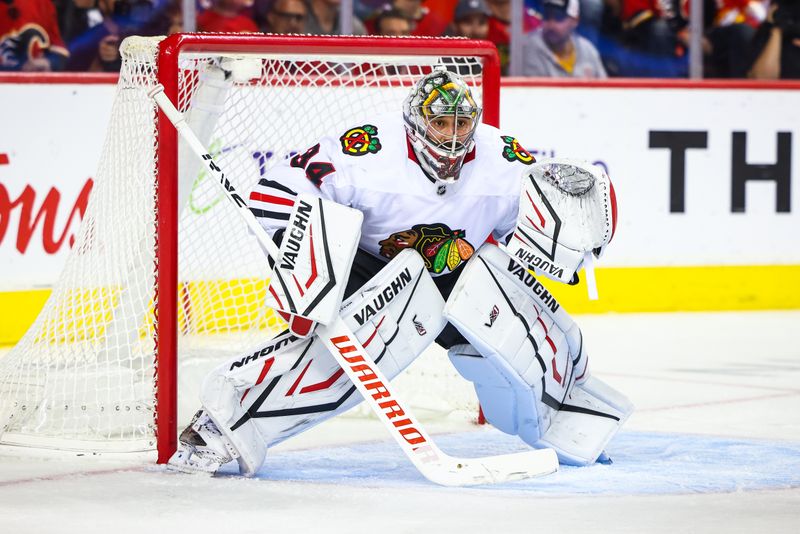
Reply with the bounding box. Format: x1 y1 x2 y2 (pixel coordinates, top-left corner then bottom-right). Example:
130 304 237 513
165 68 634 484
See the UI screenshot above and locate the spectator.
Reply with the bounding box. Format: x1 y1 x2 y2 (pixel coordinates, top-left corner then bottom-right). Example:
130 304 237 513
306 0 367 34
161 0 184 34
450 0 491 40
485 0 542 73
0 0 69 71
55 0 105 46
387 0 449 36
713 0 766 27
440 0 490 74
392 0 425 23
354 0 386 22
615 0 687 76
197 0 260 32
522 0 607 77
373 7 412 36
705 0 765 78
601 0 624 38
263 0 307 33
619 0 677 56
529 0 604 44
747 0 800 79
66 0 159 72
361 0 447 36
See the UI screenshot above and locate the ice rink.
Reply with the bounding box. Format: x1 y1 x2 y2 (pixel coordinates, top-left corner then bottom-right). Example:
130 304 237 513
1 311 799 533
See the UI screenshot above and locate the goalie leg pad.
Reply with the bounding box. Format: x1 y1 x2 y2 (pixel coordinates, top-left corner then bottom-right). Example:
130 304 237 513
444 244 626 464
444 244 580 445
200 370 269 476
448 344 541 444
538 376 634 466
191 249 445 475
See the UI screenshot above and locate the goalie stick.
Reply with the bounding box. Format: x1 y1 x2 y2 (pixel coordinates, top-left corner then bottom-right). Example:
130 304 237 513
148 84 558 486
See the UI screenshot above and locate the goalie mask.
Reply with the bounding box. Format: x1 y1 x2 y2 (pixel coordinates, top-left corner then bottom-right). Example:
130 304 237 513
403 70 482 184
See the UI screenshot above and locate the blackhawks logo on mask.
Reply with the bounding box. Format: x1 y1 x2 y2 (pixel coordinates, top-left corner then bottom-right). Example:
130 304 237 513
501 136 535 164
340 124 382 156
378 223 475 274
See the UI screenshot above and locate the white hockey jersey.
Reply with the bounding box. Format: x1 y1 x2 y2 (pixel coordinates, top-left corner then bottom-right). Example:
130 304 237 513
248 113 537 277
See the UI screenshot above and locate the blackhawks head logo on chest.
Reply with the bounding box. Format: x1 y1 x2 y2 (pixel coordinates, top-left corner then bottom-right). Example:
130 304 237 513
378 223 475 274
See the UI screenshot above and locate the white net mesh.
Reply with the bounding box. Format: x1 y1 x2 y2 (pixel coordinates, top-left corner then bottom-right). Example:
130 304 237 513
0 35 487 452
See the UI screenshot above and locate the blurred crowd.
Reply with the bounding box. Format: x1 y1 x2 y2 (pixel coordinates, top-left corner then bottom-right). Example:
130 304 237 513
1 0 798 78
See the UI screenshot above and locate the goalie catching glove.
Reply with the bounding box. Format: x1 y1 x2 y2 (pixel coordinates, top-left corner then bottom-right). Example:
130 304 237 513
503 158 617 295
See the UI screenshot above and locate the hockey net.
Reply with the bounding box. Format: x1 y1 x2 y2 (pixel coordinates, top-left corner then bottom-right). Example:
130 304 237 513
0 34 499 460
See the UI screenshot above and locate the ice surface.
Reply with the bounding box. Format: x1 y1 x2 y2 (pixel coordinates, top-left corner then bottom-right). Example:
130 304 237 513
236 429 800 495
1 311 799 533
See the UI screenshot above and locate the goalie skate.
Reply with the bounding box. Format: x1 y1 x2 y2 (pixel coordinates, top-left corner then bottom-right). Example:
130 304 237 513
167 411 236 474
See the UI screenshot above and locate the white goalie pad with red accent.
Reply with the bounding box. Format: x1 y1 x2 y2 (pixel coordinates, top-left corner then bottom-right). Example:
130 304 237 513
444 245 586 440
199 249 445 474
538 376 634 466
504 158 617 286
444 244 630 465
264 193 363 327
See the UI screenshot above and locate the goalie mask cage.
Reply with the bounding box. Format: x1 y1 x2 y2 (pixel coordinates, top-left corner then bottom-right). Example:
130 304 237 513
0 34 500 463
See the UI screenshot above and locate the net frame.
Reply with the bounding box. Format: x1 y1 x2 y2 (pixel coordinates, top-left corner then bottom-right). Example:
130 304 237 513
155 34 499 462
0 33 500 463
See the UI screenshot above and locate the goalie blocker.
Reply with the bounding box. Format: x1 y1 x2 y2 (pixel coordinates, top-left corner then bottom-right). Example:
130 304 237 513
444 244 633 465
263 193 363 337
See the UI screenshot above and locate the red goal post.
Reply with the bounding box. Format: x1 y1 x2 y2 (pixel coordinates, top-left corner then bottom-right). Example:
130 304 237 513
0 33 500 463
154 34 500 462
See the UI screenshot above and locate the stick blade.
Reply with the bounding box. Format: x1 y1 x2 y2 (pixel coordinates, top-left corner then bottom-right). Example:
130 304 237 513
425 448 559 487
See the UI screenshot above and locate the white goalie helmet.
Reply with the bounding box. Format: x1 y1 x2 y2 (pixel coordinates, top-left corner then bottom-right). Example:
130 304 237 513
403 69 482 184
